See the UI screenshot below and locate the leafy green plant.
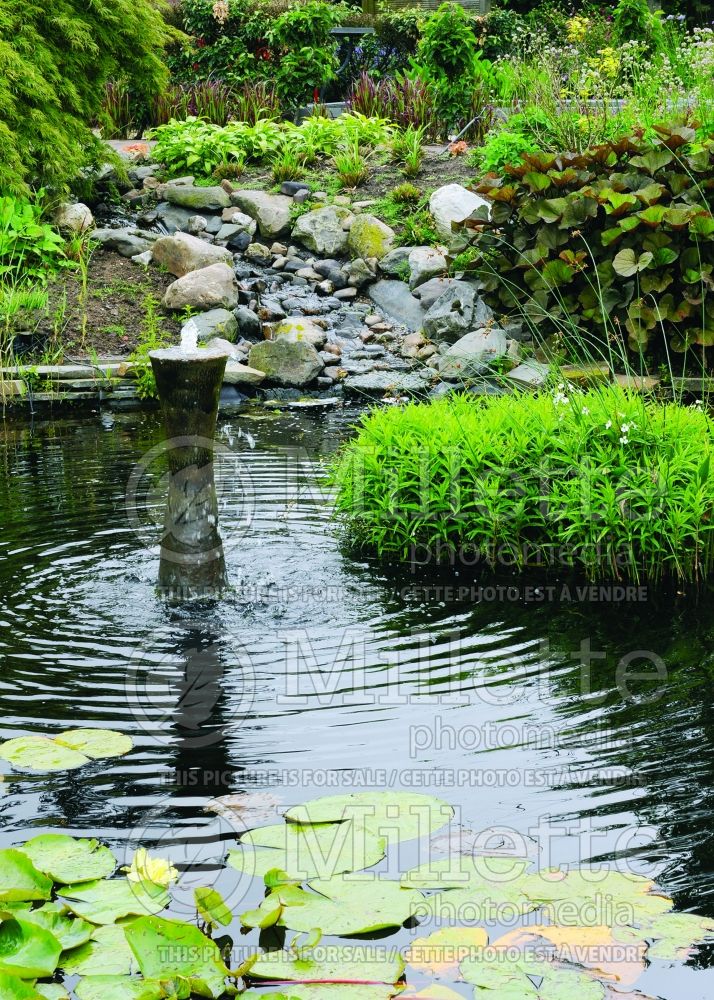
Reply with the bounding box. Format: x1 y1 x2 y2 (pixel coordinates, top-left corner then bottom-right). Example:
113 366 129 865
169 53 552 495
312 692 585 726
271 147 306 184
613 0 664 51
391 182 422 204
128 294 171 399
391 124 425 177
455 125 714 360
267 0 341 108
333 139 370 189
334 387 714 585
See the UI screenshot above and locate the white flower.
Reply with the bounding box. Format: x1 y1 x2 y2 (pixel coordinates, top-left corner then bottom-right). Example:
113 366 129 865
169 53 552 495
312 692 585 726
619 435 629 445
581 406 589 415
605 420 612 430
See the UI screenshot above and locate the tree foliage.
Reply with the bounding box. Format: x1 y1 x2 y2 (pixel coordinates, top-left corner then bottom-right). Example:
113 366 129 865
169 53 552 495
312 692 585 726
0 0 172 194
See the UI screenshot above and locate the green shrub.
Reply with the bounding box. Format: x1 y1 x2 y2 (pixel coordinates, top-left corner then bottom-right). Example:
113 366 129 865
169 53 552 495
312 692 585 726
0 0 171 194
613 0 664 51
454 125 714 359
334 388 714 585
267 1 342 107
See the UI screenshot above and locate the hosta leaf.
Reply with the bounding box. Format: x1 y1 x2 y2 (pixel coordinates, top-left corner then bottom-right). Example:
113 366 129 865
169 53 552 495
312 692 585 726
58 878 169 925
0 916 62 978
249 945 405 984
285 792 453 844
636 205 667 227
125 916 229 999
19 835 116 884
0 850 52 903
62 923 137 977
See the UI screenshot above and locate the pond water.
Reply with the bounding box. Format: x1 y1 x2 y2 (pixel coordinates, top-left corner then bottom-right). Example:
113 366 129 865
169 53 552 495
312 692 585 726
1 406 714 998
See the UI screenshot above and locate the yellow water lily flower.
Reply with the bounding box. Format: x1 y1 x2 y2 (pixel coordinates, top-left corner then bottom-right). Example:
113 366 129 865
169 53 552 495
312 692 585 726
122 847 178 886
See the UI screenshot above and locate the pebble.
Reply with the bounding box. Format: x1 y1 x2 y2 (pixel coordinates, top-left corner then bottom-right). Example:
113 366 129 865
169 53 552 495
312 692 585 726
334 287 357 300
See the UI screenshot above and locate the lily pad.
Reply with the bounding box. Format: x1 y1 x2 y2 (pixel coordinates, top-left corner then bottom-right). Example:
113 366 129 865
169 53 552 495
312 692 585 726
0 850 53 903
0 973 43 999
125 915 229 999
286 793 453 844
58 878 169 925
54 729 133 760
402 856 534 923
0 916 62 978
19 903 93 951
35 987 70 1000
404 926 488 978
614 910 714 961
520 869 673 925
255 875 424 935
19 835 116 884
460 955 607 999
229 821 386 881
242 988 396 1000
74 977 168 1000
61 923 137 977
195 887 232 927
249 946 405 984
0 736 90 772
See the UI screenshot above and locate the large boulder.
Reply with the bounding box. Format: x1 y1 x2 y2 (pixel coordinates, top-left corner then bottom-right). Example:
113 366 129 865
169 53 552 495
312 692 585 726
181 308 238 343
248 339 323 387
429 183 491 242
379 245 419 276
292 206 354 256
408 247 447 290
152 232 233 277
89 228 153 258
347 214 395 261
223 360 267 386
154 202 195 234
54 202 93 235
231 191 292 239
163 262 239 312
424 284 493 342
166 185 231 211
413 276 462 311
367 280 426 333
438 327 507 378
343 371 432 396
272 317 327 350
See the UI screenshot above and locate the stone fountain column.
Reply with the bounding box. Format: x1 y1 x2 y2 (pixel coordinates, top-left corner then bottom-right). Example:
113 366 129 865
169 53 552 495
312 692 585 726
149 344 230 600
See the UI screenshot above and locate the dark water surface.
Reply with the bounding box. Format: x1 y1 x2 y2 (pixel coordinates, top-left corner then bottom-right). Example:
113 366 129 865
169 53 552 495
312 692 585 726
1 407 714 998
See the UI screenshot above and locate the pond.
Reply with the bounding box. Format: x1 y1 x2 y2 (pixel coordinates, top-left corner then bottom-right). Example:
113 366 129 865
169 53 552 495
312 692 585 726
1 406 714 998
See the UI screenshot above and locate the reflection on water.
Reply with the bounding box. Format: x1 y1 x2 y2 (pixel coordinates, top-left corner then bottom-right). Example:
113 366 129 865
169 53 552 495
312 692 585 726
1 409 714 997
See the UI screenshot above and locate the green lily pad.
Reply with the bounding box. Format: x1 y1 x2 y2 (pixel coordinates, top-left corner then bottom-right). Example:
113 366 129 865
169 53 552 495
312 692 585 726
229 821 386 881
0 736 90 772
195 887 232 928
35 986 70 1000
0 850 53 903
74 977 169 1000
19 903 93 950
249 946 405 984
0 972 43 999
402 856 534 923
242 988 396 1000
125 915 229 999
615 910 714 960
257 875 424 935
0 916 62 978
19 835 116 884
55 729 133 760
285 793 453 844
61 923 137 977
520 869 672 924
58 878 169 925
461 955 607 999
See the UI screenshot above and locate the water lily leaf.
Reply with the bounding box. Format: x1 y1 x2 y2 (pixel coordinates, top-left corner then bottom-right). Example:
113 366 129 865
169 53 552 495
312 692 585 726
205 791 282 826
229 821 386 881
0 916 62 978
61 922 137 977
19 903 93 951
74 976 169 1000
262 875 424 935
58 878 169 925
404 926 488 977
285 792 453 844
0 850 53 903
54 729 133 760
407 989 464 999
613 249 653 277
249 945 405 984
242 988 396 1000
0 737 89 772
461 954 607 999
402 855 530 890
615 910 714 960
19 835 116 884
520 869 673 925
195 887 232 927
35 986 70 1000
125 915 229 999
0 972 43 999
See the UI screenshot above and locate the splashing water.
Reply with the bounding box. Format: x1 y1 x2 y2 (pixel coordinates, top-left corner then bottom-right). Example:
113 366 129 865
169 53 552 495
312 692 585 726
180 320 199 353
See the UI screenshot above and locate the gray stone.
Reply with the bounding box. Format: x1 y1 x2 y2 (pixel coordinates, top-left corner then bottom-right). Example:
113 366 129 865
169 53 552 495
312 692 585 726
343 371 431 396
163 262 239 312
281 181 311 196
165 175 195 187
347 214 395 261
186 215 208 235
248 339 323 387
203 216 223 235
246 242 272 263
368 280 425 333
408 247 447 290
151 231 233 277
334 287 357 300
272 316 327 349
131 250 153 267
423 284 492 343
181 308 238 343
293 189 310 204
231 191 292 239
89 228 153 258
234 305 261 338
292 206 354 256
166 185 231 211
221 208 256 232
378 245 417 277
155 202 195 234
216 224 241 242
227 232 252 253
346 258 374 289
223 360 267 386
437 328 507 378
507 360 551 389
429 183 491 242
54 202 93 235
413 276 463 311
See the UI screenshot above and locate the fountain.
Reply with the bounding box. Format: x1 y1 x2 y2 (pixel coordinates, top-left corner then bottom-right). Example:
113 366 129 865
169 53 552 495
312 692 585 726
150 327 231 600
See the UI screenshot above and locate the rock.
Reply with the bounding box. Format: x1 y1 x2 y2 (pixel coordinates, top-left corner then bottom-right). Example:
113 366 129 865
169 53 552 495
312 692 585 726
368 280 426 333
165 175 195 187
234 305 262 338
227 232 252 253
163 262 239 312
270 242 288 256
186 215 208 235
151 231 233 277
294 189 310 204
424 284 493 343
246 242 272 264
413 276 463 311
231 191 292 239
181 308 238 343
334 287 357 300
54 202 93 235
507 360 551 389
347 214 395 261
281 181 311 197
131 250 153 266
401 332 426 358
223 360 267 386
438 327 507 378
292 206 354 256
272 316 327 349
379 245 416 277
89 228 153 258
346 258 374 289
221 208 256 232
429 183 491 242
203 336 240 356
248 339 323 387
166 185 231 211
155 202 195 234
343 371 432 396
408 247 447 290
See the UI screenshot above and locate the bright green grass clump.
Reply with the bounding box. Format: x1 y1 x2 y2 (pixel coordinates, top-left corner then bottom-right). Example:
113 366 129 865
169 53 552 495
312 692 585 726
334 388 714 584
